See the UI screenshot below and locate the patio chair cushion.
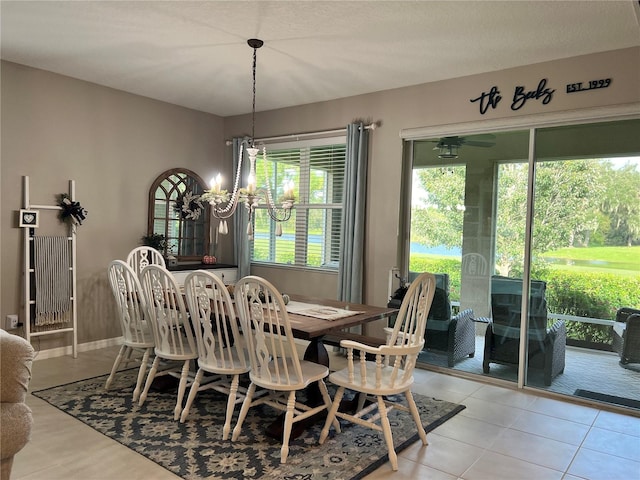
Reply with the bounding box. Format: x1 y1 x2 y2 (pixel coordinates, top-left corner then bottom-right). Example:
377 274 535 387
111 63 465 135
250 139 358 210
424 286 451 332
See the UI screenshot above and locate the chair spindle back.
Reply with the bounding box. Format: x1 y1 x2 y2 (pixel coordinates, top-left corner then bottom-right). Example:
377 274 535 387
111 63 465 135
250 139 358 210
139 264 196 358
184 270 247 372
235 276 303 387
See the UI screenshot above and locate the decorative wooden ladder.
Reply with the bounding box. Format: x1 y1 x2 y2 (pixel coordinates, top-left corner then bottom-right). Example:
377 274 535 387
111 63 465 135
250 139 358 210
22 175 78 358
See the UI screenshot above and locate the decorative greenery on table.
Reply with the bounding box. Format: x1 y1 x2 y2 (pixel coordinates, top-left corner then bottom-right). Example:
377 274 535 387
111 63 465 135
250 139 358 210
141 233 166 253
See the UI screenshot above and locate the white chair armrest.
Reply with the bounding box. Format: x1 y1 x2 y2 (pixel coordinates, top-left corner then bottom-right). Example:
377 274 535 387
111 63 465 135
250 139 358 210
340 339 383 355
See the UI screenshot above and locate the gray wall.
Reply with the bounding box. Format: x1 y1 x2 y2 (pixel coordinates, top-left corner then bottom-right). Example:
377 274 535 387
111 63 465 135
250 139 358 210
2 47 638 350
1 61 227 351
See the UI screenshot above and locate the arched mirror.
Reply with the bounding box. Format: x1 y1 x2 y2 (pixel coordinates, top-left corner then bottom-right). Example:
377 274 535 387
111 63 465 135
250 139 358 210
148 168 210 261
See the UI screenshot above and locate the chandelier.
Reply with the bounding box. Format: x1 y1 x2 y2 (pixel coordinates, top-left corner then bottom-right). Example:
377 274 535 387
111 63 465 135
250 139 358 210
201 39 294 238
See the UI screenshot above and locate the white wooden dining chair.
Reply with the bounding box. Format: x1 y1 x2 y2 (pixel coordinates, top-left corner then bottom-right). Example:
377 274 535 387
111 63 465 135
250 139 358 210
319 272 436 471
138 264 197 420
126 246 166 277
180 270 251 440
231 276 338 464
105 260 155 402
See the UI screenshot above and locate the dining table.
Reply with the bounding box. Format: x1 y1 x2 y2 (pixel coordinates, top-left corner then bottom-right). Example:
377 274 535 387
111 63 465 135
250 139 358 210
282 294 399 367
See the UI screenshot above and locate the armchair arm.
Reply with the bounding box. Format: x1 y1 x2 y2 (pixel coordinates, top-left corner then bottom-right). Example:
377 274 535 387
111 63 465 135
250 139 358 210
0 331 34 404
1 403 33 459
340 339 418 357
544 320 566 385
547 319 566 344
439 309 475 367
452 309 474 334
339 339 383 356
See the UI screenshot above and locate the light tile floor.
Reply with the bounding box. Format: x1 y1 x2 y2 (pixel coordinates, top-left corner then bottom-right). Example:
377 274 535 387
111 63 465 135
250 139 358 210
12 345 640 480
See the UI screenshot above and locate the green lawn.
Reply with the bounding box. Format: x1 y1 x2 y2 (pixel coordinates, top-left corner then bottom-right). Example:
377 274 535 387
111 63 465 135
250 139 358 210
409 246 640 277
540 246 640 265
539 246 640 276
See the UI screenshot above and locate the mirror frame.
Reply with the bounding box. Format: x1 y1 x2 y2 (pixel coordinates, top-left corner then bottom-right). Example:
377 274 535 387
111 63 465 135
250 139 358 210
147 168 210 261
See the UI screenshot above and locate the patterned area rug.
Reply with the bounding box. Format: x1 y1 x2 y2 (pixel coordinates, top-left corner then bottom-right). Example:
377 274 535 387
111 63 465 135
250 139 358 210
32 370 465 480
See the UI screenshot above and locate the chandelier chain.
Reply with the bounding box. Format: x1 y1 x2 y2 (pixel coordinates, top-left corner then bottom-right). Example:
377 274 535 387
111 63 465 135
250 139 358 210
251 45 257 145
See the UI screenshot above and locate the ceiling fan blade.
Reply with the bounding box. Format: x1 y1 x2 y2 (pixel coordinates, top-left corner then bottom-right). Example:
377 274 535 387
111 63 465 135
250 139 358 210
460 133 496 147
463 140 495 147
439 136 463 146
427 134 495 148
469 133 496 140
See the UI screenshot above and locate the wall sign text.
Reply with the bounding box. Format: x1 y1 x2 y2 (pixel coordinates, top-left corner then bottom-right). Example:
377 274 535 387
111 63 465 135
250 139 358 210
470 78 555 114
566 78 612 94
511 78 555 111
470 76 614 115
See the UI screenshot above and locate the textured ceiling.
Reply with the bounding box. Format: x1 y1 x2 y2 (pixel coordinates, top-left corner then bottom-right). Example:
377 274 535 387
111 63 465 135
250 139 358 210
1 1 639 117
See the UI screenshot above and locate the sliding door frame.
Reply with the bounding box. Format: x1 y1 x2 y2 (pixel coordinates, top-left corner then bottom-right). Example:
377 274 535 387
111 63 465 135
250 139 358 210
400 103 640 391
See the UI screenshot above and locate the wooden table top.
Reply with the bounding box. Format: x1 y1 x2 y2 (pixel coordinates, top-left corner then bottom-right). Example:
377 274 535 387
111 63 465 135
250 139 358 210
285 295 398 340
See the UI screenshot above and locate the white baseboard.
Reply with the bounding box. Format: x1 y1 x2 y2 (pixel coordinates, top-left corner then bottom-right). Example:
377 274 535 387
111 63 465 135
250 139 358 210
33 337 123 361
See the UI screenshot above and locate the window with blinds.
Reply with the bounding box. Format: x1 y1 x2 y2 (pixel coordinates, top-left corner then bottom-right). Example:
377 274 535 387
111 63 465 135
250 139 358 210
251 136 346 269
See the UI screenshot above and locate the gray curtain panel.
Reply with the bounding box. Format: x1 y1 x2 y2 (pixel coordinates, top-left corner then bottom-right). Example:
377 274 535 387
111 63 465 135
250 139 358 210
233 137 251 279
338 122 369 303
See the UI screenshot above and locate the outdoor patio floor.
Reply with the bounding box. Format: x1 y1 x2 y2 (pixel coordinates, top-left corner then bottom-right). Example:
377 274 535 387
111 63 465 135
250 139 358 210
418 336 640 410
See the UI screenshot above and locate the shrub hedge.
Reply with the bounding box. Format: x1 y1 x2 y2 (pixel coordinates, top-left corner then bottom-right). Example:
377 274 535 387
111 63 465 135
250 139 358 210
408 257 640 346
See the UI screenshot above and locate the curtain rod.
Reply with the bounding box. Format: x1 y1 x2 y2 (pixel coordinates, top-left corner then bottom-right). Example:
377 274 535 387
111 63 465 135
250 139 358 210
225 122 378 146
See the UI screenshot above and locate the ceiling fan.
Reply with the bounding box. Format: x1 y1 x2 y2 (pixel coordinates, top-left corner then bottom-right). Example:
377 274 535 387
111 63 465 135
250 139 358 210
430 134 496 158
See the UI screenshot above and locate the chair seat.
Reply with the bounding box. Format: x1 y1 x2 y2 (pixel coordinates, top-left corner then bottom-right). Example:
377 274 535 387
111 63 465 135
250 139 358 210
250 358 329 391
154 345 197 362
123 324 155 349
329 363 413 395
125 339 155 349
197 348 251 375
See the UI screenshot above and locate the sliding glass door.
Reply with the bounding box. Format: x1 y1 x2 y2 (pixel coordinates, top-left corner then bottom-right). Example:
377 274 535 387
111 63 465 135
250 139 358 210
531 120 640 402
405 118 640 410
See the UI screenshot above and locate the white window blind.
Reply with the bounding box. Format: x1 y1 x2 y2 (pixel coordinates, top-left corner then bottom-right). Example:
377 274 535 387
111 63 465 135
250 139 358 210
251 136 346 269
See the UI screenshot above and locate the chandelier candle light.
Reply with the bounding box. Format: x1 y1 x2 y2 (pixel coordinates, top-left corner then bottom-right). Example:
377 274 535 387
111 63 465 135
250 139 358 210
201 39 295 239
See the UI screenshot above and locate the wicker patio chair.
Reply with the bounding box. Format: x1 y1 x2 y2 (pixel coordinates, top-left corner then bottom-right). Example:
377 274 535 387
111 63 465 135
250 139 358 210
422 274 475 366
483 277 566 386
612 307 640 367
389 273 475 367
